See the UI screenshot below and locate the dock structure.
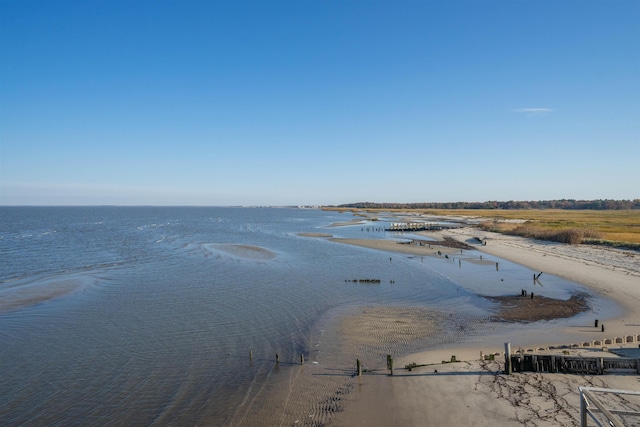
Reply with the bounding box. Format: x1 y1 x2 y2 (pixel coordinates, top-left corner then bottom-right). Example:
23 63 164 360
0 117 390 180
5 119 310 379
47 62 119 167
386 222 453 232
509 354 640 375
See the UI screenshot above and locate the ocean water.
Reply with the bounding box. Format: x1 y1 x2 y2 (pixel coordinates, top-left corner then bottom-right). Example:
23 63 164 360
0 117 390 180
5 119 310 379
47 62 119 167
0 207 610 425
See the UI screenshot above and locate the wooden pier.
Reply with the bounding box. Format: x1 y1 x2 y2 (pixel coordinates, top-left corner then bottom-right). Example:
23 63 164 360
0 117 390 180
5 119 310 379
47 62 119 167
509 354 640 375
386 222 455 232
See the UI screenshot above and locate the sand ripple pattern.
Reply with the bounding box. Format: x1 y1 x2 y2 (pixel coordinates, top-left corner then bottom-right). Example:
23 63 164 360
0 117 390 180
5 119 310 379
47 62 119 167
337 306 443 362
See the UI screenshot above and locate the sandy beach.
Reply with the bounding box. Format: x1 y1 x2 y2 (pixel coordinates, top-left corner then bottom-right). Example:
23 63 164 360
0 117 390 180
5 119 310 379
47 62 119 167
326 223 640 426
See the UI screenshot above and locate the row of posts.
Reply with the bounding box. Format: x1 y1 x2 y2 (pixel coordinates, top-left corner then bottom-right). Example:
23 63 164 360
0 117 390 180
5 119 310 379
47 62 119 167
248 351 305 365
254 330 608 376
247 351 394 374
357 355 393 376
247 350 395 376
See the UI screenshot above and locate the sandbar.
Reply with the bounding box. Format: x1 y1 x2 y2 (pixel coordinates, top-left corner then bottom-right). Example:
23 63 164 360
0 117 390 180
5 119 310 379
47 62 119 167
205 243 277 260
487 293 588 322
297 232 333 238
0 275 92 314
328 220 366 227
329 237 462 257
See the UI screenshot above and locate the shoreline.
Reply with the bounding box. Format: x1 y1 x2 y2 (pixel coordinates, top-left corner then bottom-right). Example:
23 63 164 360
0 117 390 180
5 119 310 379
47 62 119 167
444 227 640 339
326 222 640 426
329 226 640 342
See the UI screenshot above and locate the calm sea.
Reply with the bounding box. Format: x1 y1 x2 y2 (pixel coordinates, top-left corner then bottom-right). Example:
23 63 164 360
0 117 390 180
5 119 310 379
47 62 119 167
0 207 608 425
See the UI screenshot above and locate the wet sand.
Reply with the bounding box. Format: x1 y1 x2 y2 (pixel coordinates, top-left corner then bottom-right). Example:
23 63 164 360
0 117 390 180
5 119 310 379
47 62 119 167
488 293 589 322
297 232 333 238
329 237 462 257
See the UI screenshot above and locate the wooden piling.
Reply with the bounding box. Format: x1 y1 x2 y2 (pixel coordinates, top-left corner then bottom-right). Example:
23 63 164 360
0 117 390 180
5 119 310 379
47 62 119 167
276 353 279 363
357 358 362 376
504 343 512 374
496 262 499 271
300 354 304 365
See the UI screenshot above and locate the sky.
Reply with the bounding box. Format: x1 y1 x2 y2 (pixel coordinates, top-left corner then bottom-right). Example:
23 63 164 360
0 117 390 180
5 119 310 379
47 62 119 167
1 0 639 206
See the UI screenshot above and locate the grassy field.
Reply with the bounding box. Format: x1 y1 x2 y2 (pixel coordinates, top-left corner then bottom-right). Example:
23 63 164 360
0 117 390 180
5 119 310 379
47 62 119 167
326 208 640 247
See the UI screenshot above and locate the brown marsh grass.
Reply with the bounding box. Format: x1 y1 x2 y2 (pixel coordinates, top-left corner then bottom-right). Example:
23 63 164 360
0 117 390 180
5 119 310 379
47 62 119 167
325 208 640 247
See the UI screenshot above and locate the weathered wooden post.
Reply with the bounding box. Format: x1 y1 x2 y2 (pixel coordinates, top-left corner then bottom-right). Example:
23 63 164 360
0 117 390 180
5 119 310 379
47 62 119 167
601 324 605 332
276 353 280 363
300 354 304 365
496 262 499 271
356 359 362 376
249 350 253 361
531 292 534 299
504 343 512 374
594 319 599 328
387 354 394 375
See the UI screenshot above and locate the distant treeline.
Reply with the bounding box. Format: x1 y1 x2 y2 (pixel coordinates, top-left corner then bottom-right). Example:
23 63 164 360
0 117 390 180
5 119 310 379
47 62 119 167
336 199 640 210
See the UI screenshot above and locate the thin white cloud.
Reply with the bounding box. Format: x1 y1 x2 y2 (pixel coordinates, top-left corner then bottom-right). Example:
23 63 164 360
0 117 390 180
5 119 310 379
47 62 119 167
515 107 553 113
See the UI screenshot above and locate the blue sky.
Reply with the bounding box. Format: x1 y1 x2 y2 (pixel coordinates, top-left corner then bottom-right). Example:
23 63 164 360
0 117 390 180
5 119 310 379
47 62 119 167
1 0 638 206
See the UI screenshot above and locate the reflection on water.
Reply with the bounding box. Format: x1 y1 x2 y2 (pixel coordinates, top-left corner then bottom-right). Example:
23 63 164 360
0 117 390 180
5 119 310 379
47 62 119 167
0 207 616 425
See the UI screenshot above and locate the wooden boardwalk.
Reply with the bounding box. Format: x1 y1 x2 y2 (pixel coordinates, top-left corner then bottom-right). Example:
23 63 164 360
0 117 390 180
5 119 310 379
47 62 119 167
386 222 456 232
508 354 640 375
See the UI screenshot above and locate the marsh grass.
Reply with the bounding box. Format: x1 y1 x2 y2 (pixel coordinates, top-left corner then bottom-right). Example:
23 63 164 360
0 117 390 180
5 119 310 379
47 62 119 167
479 222 602 244
328 208 640 246
477 211 640 246
466 210 640 246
